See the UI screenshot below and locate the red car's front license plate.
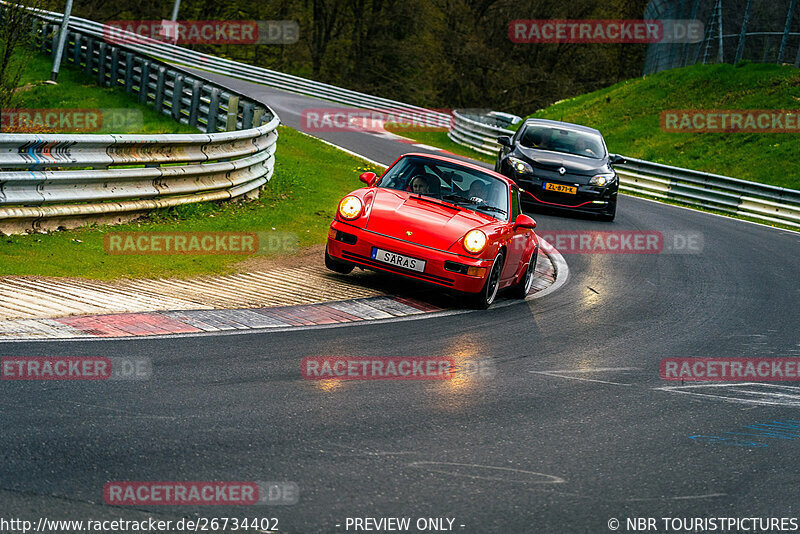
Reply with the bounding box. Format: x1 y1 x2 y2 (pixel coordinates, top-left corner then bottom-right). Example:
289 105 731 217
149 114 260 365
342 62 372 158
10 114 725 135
371 247 426 273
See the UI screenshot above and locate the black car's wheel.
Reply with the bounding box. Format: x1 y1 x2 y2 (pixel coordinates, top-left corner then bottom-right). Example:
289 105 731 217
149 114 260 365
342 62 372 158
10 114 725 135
466 252 504 309
509 248 537 299
325 248 354 274
599 199 617 222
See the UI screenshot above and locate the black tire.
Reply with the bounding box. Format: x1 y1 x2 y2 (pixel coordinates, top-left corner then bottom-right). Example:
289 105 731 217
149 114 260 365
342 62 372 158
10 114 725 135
509 248 537 299
325 248 354 274
465 252 505 309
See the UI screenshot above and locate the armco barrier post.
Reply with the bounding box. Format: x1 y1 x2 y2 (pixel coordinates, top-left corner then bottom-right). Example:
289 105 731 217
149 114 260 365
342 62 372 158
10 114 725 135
84 37 94 76
110 46 119 87
189 80 202 128
242 102 254 130
154 67 166 113
97 42 106 85
139 61 150 104
226 95 240 131
207 88 221 133
171 74 184 121
124 52 134 93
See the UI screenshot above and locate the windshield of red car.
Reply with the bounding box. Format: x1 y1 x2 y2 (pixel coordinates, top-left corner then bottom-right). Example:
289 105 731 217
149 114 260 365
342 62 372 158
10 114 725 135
375 156 509 220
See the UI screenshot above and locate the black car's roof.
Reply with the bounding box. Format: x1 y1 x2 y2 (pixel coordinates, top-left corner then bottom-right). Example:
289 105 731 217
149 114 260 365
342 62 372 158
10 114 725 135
520 118 602 136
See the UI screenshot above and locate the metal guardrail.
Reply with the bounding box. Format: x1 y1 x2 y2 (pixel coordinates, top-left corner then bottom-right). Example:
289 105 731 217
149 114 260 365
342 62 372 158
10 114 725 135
449 110 800 229
14 3 450 129
21 13 273 133
448 110 510 156
0 4 282 234
0 119 279 234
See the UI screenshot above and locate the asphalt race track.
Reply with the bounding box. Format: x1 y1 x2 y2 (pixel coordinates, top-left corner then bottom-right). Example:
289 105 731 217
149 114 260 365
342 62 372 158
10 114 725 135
2 72 800 533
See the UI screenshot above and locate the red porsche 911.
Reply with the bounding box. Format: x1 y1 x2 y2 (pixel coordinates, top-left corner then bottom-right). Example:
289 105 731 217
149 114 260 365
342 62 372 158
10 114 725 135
325 153 539 308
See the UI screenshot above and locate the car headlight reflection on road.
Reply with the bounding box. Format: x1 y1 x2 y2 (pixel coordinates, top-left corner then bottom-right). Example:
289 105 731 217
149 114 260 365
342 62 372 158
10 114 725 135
338 195 363 220
508 156 533 175
463 230 487 254
589 173 615 186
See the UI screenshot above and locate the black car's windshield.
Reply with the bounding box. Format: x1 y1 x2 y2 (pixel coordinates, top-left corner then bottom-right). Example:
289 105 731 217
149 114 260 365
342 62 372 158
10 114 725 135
376 156 509 220
518 125 606 159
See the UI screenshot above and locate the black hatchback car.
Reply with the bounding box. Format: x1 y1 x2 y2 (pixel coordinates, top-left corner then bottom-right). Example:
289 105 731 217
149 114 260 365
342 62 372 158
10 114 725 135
495 119 625 221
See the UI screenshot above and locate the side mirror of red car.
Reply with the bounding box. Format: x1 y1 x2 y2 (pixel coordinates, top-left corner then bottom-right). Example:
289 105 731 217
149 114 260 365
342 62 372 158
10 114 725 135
359 172 378 186
513 214 537 230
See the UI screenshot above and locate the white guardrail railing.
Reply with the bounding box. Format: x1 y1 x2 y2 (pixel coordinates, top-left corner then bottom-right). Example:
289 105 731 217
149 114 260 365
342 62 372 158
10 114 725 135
0 4 281 234
449 110 800 229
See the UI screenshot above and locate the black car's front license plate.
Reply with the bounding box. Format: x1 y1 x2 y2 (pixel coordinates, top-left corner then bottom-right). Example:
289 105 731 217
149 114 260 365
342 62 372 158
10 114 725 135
543 182 578 195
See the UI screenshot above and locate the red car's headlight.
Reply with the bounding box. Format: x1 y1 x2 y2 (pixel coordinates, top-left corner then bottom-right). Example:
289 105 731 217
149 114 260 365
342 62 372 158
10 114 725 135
338 196 363 220
463 230 487 254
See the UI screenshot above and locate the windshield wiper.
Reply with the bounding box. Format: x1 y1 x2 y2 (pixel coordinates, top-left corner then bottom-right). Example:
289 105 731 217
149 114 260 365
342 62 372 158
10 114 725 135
441 194 476 205
410 193 461 211
441 194 506 215
475 205 507 215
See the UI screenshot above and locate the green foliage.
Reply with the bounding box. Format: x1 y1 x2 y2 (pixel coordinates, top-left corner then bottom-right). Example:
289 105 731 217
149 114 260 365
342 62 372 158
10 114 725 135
526 63 800 189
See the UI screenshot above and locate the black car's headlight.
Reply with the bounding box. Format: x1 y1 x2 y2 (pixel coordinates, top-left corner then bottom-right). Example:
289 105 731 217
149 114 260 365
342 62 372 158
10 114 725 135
507 156 533 175
589 173 615 186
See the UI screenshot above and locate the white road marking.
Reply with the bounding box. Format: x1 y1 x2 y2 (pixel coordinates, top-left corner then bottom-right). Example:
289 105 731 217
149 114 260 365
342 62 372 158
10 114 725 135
656 383 800 406
408 462 565 484
529 367 640 386
624 492 727 502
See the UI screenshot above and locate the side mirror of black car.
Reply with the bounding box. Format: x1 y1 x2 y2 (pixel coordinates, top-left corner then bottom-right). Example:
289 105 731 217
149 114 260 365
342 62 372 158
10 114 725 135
497 136 512 147
610 154 627 165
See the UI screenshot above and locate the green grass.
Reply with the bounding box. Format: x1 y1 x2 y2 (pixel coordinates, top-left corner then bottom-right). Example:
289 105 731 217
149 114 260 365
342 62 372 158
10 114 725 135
383 124 495 164
10 52 197 134
521 62 800 190
390 63 800 190
3 52 382 279
0 127 382 279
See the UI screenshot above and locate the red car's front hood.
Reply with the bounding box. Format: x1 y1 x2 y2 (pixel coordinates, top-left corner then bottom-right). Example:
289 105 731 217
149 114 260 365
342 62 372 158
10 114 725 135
365 189 495 251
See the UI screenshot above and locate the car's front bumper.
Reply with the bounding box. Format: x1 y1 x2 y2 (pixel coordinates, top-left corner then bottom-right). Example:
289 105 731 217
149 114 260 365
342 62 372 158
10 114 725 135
510 172 617 214
327 220 492 293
